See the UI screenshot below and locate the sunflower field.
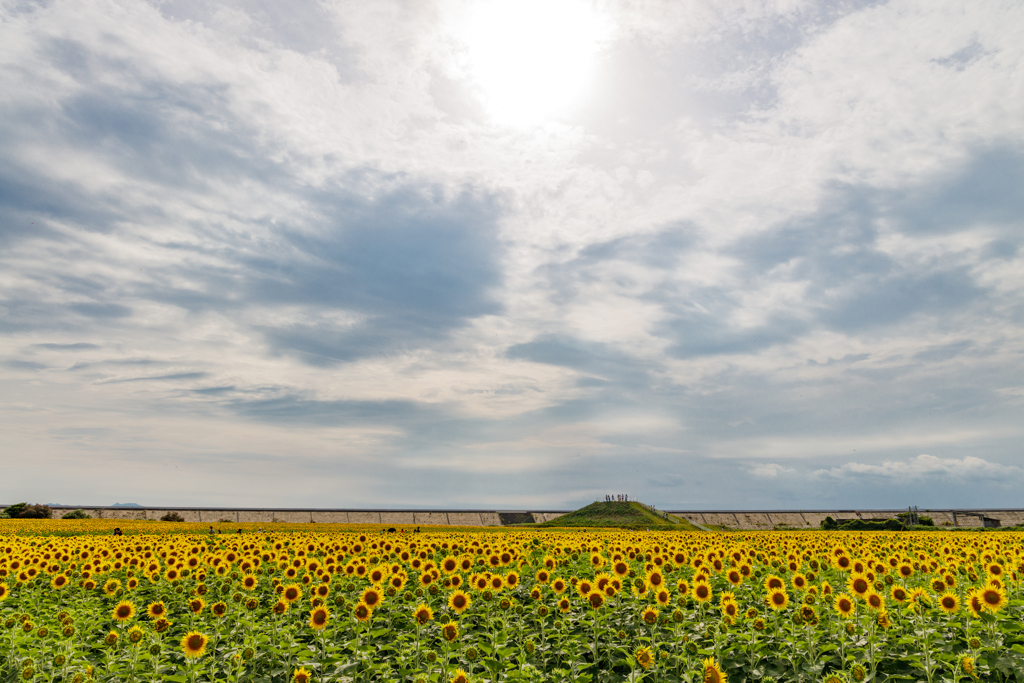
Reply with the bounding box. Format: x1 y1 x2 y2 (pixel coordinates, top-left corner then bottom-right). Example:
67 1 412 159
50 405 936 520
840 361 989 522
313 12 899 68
2 521 1024 683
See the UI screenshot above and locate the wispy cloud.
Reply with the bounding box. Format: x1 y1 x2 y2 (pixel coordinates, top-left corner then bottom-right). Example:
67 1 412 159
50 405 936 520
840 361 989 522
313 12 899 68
1 0 1022 507
813 454 1024 483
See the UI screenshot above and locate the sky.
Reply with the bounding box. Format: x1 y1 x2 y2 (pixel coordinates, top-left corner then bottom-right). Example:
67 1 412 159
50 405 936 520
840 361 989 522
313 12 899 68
1 0 1023 511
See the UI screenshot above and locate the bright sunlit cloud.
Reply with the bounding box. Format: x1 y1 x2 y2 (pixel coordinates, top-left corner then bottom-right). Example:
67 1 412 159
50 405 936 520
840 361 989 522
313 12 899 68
452 0 611 126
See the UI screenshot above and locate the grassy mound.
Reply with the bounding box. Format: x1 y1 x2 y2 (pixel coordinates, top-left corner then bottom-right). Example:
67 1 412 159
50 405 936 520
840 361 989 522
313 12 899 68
537 501 700 530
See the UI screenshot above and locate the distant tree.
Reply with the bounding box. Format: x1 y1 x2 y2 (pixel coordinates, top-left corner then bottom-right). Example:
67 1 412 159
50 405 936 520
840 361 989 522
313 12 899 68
17 504 52 519
61 509 91 519
3 503 29 519
820 516 839 530
160 511 185 522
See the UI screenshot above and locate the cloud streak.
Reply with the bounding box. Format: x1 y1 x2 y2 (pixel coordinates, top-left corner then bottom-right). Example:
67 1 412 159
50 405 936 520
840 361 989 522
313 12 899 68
0 0 1022 508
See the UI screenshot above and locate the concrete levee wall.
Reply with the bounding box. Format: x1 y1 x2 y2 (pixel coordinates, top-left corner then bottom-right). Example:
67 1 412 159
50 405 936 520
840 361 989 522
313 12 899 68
734 512 774 529
16 506 1024 529
448 512 485 526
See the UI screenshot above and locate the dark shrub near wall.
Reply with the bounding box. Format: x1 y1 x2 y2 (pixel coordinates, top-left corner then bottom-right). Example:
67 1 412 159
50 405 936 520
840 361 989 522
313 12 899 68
1 503 52 519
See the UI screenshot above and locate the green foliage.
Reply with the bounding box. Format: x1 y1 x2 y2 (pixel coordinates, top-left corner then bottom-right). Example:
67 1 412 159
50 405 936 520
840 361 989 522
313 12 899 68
820 516 905 531
3 502 29 518
537 501 698 530
4 502 52 519
897 511 934 526
61 509 92 519
160 511 186 522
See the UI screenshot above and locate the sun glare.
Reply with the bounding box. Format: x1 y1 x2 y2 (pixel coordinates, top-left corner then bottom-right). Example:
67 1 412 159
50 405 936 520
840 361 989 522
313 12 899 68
454 0 611 127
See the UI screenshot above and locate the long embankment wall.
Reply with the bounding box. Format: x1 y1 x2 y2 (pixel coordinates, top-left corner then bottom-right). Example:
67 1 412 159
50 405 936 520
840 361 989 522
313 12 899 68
17 506 1024 529
666 509 1024 529
28 507 572 526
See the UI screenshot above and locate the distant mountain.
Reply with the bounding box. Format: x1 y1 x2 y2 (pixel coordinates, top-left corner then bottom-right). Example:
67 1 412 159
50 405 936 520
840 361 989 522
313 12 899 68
112 503 144 507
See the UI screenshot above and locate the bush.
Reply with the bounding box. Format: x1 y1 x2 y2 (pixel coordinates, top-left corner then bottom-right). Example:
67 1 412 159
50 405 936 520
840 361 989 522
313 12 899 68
61 509 91 520
160 511 185 522
897 512 933 526
16 504 52 519
820 516 906 531
3 503 28 519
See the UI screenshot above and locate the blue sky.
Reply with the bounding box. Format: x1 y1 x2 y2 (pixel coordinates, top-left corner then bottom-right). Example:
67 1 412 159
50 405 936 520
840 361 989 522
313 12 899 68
1 0 1022 510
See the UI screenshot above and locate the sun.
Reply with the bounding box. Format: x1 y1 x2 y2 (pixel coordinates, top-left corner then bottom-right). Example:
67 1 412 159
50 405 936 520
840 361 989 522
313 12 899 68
453 0 611 126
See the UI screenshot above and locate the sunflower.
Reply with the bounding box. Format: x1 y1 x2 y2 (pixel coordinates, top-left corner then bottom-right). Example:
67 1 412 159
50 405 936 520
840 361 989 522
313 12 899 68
551 578 567 594
966 589 984 617
677 579 690 595
308 606 330 630
656 589 671 606
635 646 654 670
112 600 136 623
979 586 1007 613
576 578 594 597
864 591 884 612
558 597 571 613
441 620 459 642
450 669 470 683
292 667 312 683
726 569 743 586
822 674 846 683
692 583 712 603
188 597 205 615
413 603 434 625
282 584 302 603
961 656 976 678
180 631 208 658
847 574 870 598
448 590 471 614
702 656 726 683
103 579 121 595
51 574 70 590
646 569 665 589
353 602 372 622
585 590 604 609
938 591 959 614
0 583 8 600
535 569 550 584
834 593 855 618
641 606 659 625
875 610 891 629
241 574 258 591
791 573 807 591
362 586 383 609
907 587 929 608
613 561 630 577
767 588 789 611
763 575 785 591
890 586 908 603
273 599 289 615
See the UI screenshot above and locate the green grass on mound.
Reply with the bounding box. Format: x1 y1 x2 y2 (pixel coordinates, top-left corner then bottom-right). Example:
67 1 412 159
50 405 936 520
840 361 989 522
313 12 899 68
537 501 700 530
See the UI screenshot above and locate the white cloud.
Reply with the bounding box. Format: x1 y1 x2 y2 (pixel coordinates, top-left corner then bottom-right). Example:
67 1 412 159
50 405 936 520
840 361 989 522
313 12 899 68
814 454 1024 482
1 0 1023 507
749 463 793 478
